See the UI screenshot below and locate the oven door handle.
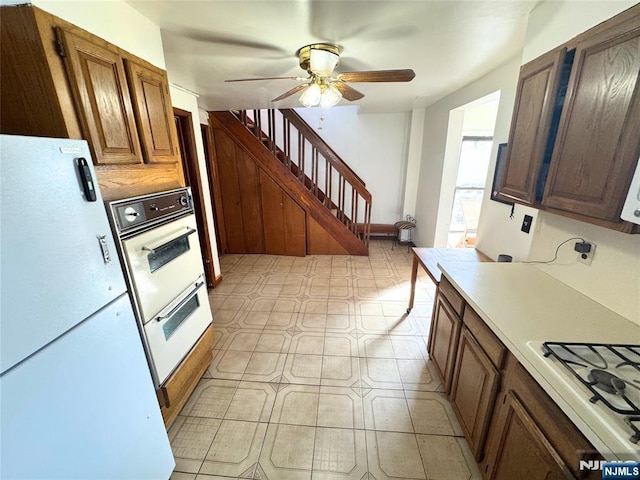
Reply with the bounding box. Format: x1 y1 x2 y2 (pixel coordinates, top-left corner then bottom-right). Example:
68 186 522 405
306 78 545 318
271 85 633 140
141 227 197 254
155 280 205 322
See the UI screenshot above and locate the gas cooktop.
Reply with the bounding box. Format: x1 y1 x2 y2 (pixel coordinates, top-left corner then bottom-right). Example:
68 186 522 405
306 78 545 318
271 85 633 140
542 342 640 446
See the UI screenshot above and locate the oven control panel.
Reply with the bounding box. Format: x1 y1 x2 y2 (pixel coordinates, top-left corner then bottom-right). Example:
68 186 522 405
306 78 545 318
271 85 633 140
108 188 193 236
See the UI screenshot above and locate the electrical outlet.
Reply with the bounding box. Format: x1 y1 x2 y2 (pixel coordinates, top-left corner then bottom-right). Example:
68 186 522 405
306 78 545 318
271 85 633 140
577 242 596 265
521 214 533 233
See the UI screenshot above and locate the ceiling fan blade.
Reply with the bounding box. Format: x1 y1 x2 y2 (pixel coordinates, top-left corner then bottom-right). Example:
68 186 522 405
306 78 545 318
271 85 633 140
174 29 288 55
272 84 308 102
225 76 301 83
336 69 415 83
334 82 365 101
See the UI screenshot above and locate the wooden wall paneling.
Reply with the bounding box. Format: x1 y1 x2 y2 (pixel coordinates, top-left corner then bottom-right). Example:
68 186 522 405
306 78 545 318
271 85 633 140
126 59 181 164
283 192 307 257
210 112 368 256
57 28 143 165
259 169 287 255
235 146 265 254
212 128 246 253
201 123 227 256
307 217 349 255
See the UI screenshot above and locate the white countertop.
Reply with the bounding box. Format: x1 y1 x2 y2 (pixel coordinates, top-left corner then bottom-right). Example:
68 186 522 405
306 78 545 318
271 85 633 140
438 261 640 461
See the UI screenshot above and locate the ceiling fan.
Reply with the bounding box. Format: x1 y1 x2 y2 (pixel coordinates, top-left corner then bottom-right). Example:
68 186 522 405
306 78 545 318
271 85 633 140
225 43 415 108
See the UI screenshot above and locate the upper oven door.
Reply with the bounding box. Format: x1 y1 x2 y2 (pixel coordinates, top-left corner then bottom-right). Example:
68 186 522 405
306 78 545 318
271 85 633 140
122 214 204 322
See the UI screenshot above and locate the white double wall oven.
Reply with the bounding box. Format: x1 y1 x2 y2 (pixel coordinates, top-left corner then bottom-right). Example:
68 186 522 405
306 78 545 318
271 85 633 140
108 188 212 386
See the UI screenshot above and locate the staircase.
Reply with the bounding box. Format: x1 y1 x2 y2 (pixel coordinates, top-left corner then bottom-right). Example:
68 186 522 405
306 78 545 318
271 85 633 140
210 109 371 254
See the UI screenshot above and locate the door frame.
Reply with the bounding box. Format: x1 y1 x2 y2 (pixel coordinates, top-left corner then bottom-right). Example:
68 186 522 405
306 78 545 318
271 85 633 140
173 107 217 288
200 123 228 255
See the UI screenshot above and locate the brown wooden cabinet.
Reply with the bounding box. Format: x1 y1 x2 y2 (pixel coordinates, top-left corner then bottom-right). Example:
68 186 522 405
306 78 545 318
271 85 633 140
483 391 573 480
428 285 462 393
498 4 640 232
450 327 500 461
542 16 640 222
0 5 184 200
58 28 143 166
482 359 602 480
500 48 566 205
429 276 601 479
125 59 181 164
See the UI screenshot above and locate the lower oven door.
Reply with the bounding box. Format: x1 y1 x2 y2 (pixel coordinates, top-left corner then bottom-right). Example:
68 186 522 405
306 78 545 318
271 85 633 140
123 214 204 322
144 276 212 385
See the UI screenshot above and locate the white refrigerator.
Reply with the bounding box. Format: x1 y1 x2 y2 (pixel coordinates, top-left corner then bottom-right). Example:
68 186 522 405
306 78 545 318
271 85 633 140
0 135 175 479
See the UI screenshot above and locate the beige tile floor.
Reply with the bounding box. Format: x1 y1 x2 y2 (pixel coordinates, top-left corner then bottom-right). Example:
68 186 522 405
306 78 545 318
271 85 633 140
169 240 481 480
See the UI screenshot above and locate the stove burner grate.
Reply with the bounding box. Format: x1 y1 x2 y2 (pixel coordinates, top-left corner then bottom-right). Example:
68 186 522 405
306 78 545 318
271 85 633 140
625 416 640 444
543 342 640 416
588 369 626 395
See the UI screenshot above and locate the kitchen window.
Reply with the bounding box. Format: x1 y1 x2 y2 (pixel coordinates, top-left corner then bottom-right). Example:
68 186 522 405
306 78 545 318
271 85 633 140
449 137 493 247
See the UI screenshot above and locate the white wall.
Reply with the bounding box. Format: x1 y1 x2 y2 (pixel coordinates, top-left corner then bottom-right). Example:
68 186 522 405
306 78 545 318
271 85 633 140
433 109 464 247
32 0 165 68
402 108 425 218
412 55 538 250
521 0 640 325
170 85 221 279
294 106 411 224
432 98 500 247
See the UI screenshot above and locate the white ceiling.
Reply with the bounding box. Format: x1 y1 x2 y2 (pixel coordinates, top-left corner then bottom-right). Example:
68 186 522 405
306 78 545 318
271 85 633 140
126 0 540 113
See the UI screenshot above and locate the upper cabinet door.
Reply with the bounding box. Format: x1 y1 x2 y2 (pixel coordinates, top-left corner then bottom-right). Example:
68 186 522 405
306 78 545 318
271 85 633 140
500 48 566 204
57 28 142 165
125 59 181 164
542 24 640 221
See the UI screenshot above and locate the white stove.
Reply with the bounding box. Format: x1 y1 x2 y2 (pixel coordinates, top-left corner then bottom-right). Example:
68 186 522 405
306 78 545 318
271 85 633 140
528 341 640 461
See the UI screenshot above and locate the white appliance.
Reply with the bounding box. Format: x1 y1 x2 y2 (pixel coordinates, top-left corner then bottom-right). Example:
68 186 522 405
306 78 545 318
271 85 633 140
0 135 175 479
621 158 640 224
107 188 212 386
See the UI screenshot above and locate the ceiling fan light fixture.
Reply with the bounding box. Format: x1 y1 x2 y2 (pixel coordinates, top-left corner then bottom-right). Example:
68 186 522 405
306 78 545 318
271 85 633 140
319 84 342 108
309 47 339 76
299 83 322 107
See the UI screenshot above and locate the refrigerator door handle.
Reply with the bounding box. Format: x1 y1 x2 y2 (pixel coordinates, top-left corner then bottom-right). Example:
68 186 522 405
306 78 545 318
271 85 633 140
98 235 112 264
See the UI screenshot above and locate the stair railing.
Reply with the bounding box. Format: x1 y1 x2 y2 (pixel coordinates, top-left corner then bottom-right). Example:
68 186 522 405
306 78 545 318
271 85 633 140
233 109 371 247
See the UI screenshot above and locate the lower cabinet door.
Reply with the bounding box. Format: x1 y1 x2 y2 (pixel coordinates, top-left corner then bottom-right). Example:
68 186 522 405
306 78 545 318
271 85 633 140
428 293 462 392
450 327 500 461
486 391 573 480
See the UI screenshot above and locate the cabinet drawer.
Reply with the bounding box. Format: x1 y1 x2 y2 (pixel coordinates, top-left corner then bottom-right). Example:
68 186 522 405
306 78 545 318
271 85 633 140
439 276 465 317
463 306 506 369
